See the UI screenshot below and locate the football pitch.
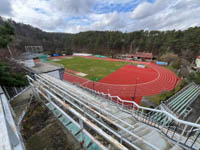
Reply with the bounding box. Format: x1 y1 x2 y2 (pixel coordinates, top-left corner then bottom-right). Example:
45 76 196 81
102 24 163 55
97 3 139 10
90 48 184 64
50 56 130 81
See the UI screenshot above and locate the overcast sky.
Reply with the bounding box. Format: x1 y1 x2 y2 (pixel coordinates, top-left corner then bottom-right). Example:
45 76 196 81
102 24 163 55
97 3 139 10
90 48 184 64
0 0 200 33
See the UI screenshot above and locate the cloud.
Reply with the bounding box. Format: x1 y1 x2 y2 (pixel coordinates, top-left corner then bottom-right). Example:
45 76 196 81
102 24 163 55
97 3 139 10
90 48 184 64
129 0 200 31
2 0 200 33
0 0 12 15
131 0 169 19
64 0 200 33
51 0 96 16
65 11 132 33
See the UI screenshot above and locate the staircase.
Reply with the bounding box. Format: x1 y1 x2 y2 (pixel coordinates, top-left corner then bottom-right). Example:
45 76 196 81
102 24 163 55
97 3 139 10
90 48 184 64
27 74 200 150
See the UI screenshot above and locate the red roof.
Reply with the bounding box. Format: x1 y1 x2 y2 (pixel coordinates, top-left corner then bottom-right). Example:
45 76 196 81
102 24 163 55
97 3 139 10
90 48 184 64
131 52 153 59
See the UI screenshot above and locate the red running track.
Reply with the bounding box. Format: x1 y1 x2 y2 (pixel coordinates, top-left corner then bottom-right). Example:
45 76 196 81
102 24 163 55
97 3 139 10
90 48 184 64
63 59 180 104
99 64 158 84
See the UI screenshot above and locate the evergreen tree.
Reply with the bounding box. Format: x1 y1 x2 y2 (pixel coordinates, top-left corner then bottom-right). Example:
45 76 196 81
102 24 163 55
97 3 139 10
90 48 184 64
0 22 28 87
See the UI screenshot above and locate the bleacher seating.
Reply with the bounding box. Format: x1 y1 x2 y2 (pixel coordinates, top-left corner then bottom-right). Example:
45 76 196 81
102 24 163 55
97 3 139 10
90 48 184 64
150 83 200 124
46 103 103 150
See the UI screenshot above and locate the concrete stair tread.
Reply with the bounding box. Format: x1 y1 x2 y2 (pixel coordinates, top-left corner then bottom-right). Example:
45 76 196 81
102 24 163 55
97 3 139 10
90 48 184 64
121 117 137 125
170 145 183 150
134 131 173 150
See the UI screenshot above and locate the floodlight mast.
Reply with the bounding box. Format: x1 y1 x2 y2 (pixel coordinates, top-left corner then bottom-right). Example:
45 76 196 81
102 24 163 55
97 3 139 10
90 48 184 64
133 77 139 100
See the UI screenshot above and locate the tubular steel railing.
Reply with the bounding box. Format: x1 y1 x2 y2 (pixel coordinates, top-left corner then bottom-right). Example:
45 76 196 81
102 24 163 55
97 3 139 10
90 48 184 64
74 79 200 150
28 74 200 150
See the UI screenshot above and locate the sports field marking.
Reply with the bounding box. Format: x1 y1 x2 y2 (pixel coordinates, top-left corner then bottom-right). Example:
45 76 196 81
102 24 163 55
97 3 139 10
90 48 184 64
76 72 88 77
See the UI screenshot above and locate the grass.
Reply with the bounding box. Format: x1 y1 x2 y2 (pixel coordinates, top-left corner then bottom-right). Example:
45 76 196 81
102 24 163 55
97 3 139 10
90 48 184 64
50 56 135 81
145 79 186 106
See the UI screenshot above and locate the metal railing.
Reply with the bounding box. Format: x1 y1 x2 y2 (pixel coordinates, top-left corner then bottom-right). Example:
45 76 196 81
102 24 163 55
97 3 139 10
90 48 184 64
74 79 200 150
27 75 139 150
28 74 200 150
0 87 26 150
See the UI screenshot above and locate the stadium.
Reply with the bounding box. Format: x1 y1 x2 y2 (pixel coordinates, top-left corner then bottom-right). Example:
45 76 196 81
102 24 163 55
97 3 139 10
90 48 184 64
42 55 180 105
1 2 200 149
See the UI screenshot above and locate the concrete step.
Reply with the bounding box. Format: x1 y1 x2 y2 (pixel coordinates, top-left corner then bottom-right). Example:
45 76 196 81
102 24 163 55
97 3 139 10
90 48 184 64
170 145 183 150
118 126 135 135
114 112 131 119
135 128 152 137
121 124 150 139
127 130 154 143
121 117 137 126
133 124 146 134
134 131 173 150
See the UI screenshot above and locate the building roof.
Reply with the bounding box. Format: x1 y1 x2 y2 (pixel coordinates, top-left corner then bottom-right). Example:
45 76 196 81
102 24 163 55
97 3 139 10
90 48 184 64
30 62 64 73
131 52 153 58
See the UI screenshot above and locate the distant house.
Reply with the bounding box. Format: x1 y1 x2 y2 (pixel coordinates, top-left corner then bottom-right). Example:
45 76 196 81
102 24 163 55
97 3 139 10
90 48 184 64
130 52 153 60
118 52 153 61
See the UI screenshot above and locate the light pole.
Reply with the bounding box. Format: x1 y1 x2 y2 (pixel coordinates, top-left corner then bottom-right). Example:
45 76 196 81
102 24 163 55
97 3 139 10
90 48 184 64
133 77 139 100
90 68 95 90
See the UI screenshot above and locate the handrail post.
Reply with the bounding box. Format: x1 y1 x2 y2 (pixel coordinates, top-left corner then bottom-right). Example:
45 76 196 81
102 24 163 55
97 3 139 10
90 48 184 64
176 124 187 146
79 118 85 148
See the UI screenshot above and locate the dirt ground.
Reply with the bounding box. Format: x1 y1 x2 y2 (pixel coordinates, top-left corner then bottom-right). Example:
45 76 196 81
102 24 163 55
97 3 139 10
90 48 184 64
21 100 81 150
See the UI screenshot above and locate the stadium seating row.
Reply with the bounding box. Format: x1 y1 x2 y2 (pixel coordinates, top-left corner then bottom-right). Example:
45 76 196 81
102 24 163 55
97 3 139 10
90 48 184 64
149 83 200 124
46 102 103 150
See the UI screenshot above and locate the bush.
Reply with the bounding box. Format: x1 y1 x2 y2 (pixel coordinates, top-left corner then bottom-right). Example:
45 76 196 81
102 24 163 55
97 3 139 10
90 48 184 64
189 72 200 84
0 62 28 87
63 49 73 55
161 53 181 69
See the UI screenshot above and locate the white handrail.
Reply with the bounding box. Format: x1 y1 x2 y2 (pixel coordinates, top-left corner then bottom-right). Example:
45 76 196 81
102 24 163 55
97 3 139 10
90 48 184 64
28 74 200 149
75 80 200 128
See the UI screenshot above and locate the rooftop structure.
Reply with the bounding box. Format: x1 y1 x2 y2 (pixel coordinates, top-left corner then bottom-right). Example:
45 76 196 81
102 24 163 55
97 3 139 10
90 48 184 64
130 52 153 59
25 62 64 80
118 52 153 60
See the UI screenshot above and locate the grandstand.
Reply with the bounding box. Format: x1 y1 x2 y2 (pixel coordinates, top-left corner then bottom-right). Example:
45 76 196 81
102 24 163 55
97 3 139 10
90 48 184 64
149 83 200 127
3 57 200 150
26 74 200 150
46 103 105 150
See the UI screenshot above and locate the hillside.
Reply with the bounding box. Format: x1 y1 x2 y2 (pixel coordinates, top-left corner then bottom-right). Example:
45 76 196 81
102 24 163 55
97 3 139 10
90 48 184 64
1 17 200 61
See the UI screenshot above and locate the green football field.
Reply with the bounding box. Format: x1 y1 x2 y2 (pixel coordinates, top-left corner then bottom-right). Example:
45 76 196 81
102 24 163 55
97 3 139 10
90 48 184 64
49 56 130 81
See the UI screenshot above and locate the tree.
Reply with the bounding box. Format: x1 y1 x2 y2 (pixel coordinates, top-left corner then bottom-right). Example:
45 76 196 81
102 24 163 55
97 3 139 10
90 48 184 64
0 22 14 48
160 53 181 69
0 22 28 87
0 62 28 87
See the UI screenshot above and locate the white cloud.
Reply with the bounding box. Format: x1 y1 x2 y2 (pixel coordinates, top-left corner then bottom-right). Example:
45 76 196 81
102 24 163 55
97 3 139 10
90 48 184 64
1 0 200 33
129 0 200 31
131 0 170 19
64 0 200 33
50 0 95 15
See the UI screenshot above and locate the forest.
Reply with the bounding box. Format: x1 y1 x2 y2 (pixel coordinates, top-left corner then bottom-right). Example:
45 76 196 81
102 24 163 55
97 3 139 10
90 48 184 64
1 16 200 61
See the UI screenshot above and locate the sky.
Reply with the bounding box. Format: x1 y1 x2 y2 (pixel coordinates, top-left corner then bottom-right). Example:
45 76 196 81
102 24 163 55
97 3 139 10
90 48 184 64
0 0 200 33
